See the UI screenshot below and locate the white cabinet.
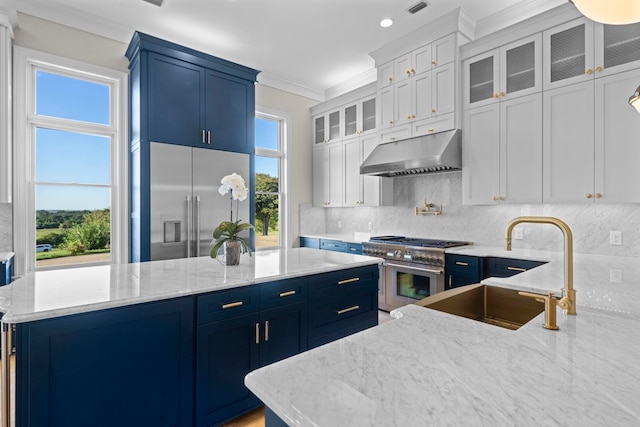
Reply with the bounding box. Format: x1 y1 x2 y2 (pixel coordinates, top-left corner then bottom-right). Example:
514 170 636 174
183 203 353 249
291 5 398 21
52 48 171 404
544 68 640 203
343 134 393 207
463 93 542 205
313 142 343 207
343 95 376 139
313 108 341 144
464 34 542 109
544 19 640 90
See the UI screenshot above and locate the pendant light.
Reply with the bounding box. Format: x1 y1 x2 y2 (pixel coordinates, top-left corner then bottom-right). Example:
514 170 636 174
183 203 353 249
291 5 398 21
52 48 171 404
570 0 640 25
630 85 640 113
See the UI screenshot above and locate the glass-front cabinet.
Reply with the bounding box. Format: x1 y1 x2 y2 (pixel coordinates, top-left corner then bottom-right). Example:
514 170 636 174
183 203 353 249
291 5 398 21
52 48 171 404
544 18 640 90
313 108 341 144
343 96 376 139
464 34 542 109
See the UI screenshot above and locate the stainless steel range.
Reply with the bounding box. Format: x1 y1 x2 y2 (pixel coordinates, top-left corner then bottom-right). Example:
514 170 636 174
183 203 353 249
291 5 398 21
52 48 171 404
363 236 472 311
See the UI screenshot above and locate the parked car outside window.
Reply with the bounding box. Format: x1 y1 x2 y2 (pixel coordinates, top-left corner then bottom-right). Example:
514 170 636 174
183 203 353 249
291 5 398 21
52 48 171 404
36 244 52 252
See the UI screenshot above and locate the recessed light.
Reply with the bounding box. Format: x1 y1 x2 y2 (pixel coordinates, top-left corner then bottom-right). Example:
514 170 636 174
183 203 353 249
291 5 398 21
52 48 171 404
380 18 393 28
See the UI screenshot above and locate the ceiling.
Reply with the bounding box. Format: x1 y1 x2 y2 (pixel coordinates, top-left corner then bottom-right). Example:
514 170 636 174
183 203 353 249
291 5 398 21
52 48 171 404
2 0 567 100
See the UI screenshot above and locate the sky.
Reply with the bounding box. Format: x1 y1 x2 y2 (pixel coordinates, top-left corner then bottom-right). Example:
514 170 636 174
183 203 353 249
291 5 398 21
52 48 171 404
35 70 279 211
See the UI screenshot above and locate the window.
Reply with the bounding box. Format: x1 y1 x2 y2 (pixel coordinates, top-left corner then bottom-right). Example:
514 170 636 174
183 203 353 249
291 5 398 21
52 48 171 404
255 112 286 249
14 48 127 273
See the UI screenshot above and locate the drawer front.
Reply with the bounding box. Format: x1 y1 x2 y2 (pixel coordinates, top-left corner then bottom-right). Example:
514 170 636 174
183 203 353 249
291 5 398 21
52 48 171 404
260 277 308 310
300 237 320 249
345 243 363 255
309 265 379 297
197 286 259 325
445 254 481 273
320 239 347 252
485 257 546 278
308 290 377 339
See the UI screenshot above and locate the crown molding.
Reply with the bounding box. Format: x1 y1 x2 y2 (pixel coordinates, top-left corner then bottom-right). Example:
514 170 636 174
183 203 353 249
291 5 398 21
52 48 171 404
257 71 325 102
324 68 377 100
474 0 568 39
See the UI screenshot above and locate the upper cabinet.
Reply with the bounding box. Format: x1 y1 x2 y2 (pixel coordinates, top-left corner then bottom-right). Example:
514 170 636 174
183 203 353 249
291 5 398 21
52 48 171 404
314 108 341 144
343 95 376 139
464 34 542 109
544 18 640 90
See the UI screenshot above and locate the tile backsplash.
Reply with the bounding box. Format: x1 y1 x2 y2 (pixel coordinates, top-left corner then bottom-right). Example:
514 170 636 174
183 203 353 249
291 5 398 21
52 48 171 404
300 172 640 257
0 203 12 252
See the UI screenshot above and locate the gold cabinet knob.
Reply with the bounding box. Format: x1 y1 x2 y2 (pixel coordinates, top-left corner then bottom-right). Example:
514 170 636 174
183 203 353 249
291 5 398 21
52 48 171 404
411 68 416 75
406 69 412 76
389 120 394 125
431 108 436 113
493 196 499 201
500 196 506 201
586 68 593 75
407 115 412 119
595 66 603 73
586 193 593 199
431 60 437 65
388 76 393 83
492 93 499 99
500 91 506 97
596 193 603 199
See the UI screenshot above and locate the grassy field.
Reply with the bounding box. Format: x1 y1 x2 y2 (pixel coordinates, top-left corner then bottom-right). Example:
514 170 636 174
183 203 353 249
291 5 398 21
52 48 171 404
36 247 110 261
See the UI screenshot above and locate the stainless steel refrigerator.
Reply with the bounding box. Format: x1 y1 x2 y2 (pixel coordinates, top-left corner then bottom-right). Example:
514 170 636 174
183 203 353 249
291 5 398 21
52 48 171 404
150 142 250 260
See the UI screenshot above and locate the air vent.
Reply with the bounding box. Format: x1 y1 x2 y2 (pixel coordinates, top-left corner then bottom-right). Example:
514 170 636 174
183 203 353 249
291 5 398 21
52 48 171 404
142 0 164 6
406 1 428 15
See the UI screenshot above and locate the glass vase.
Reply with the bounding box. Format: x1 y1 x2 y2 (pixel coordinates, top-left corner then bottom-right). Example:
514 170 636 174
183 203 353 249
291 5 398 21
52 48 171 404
225 240 242 266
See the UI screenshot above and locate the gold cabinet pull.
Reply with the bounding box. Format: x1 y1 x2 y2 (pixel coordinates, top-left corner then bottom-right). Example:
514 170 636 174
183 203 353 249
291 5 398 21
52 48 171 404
586 193 593 199
595 66 603 72
427 128 435 133
406 69 412 76
595 193 603 199
338 277 360 285
455 261 469 266
493 195 500 201
507 266 527 272
500 196 506 201
255 323 260 344
448 275 452 288
586 68 593 75
410 68 416 75
407 115 412 120
431 60 437 65
202 130 206 144
492 93 499 99
279 290 296 298
222 301 243 309
500 91 506 97
207 130 211 145
388 76 393 83
264 321 269 342
337 305 360 315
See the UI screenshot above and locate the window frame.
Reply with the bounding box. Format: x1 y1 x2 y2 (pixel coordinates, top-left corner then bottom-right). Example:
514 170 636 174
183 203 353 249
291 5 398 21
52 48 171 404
254 109 288 250
13 47 128 274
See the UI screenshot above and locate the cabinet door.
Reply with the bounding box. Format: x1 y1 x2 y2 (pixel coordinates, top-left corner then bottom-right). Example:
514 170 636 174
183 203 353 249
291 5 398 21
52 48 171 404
412 44 433 76
464 49 499 109
432 33 456 67
394 52 412 84
543 81 595 203
395 79 413 126
377 61 395 88
377 86 395 129
205 69 252 153
595 22 640 78
312 145 328 207
327 142 343 207
543 18 595 91
259 302 308 367
147 53 204 147
196 313 260 426
343 137 361 207
314 115 326 144
431 62 455 117
360 96 376 134
595 69 640 202
344 103 358 138
500 93 543 204
328 109 341 142
362 134 387 206
462 104 500 205
500 34 542 101
413 72 432 122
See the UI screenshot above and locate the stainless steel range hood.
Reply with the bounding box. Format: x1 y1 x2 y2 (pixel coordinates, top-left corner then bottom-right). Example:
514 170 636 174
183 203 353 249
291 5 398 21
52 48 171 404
360 129 461 177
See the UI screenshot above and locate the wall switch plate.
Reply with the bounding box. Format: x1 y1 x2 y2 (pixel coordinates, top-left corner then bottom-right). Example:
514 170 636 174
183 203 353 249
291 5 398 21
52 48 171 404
367 221 372 231
610 231 622 246
610 268 622 283
337 220 342 229
514 228 524 240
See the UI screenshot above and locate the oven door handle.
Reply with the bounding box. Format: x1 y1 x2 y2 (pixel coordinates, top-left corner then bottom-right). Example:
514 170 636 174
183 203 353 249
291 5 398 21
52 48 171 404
385 263 442 275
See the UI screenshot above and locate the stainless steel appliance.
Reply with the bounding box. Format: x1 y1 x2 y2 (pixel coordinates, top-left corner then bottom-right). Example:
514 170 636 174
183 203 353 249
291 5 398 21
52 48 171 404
362 236 471 311
150 142 250 260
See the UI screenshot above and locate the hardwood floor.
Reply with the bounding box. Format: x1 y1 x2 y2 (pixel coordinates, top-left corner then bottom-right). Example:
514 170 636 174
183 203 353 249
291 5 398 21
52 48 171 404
222 406 265 427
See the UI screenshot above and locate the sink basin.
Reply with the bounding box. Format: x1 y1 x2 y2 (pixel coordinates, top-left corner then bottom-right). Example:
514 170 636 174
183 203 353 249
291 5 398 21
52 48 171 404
416 284 544 330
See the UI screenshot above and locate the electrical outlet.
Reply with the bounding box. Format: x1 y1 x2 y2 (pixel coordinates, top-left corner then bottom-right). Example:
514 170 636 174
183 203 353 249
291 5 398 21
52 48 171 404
610 231 622 246
367 221 372 231
514 228 524 240
610 269 622 283
337 220 342 229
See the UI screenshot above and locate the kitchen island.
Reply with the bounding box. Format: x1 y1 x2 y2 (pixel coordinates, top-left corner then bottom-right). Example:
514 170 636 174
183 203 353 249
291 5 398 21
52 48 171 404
0 248 381 427
245 248 640 426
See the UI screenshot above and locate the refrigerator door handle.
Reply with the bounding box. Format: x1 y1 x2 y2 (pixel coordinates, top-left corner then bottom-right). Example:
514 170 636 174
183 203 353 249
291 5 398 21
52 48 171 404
195 195 201 257
187 195 192 258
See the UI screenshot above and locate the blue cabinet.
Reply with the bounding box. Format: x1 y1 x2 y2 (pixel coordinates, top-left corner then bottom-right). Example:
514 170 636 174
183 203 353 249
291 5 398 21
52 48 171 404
300 237 363 255
445 254 483 289
126 32 259 262
484 257 546 278
0 253 13 286
15 297 195 427
196 278 308 426
299 236 320 249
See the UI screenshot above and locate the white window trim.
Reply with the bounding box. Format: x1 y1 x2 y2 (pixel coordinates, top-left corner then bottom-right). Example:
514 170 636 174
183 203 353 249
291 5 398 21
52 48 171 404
255 107 291 250
13 47 128 275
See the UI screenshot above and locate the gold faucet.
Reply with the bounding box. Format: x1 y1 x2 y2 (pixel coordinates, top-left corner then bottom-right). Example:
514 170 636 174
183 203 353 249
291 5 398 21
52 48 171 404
505 216 576 328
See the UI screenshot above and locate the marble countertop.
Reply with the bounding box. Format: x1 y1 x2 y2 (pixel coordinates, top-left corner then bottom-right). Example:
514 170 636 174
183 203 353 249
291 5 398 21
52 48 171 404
0 252 13 263
0 248 381 324
245 251 640 426
300 233 371 244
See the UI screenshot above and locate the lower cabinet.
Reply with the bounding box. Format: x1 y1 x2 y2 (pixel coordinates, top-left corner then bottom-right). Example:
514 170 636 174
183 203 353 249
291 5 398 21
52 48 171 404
301 237 363 255
445 254 547 289
484 257 546 278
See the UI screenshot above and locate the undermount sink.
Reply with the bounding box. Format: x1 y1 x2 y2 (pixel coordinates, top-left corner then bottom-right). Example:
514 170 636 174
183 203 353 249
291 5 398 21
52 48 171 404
416 284 545 330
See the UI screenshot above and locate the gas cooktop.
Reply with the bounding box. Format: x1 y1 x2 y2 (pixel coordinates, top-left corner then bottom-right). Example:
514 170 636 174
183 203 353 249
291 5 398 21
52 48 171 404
369 236 471 249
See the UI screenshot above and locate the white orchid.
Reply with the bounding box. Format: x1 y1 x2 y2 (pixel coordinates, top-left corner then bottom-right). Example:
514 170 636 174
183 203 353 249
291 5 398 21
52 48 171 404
219 173 248 201
212 173 253 260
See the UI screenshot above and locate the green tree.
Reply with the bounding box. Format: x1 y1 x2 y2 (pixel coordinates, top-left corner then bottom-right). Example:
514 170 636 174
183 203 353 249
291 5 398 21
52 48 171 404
255 173 279 236
63 209 110 252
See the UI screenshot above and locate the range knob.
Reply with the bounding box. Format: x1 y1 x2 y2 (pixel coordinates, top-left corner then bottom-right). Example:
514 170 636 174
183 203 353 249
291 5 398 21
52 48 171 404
394 250 403 259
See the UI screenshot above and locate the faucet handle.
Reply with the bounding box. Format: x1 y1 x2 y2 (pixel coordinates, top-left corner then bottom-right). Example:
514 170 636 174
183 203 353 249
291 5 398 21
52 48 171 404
518 291 560 331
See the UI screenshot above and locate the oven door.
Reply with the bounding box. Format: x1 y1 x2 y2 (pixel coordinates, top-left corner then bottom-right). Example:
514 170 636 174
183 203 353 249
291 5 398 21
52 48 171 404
384 260 444 311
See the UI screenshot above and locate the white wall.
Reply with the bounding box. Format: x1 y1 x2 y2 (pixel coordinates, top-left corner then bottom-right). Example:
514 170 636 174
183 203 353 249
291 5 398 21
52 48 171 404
9 13 316 253
301 172 640 258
